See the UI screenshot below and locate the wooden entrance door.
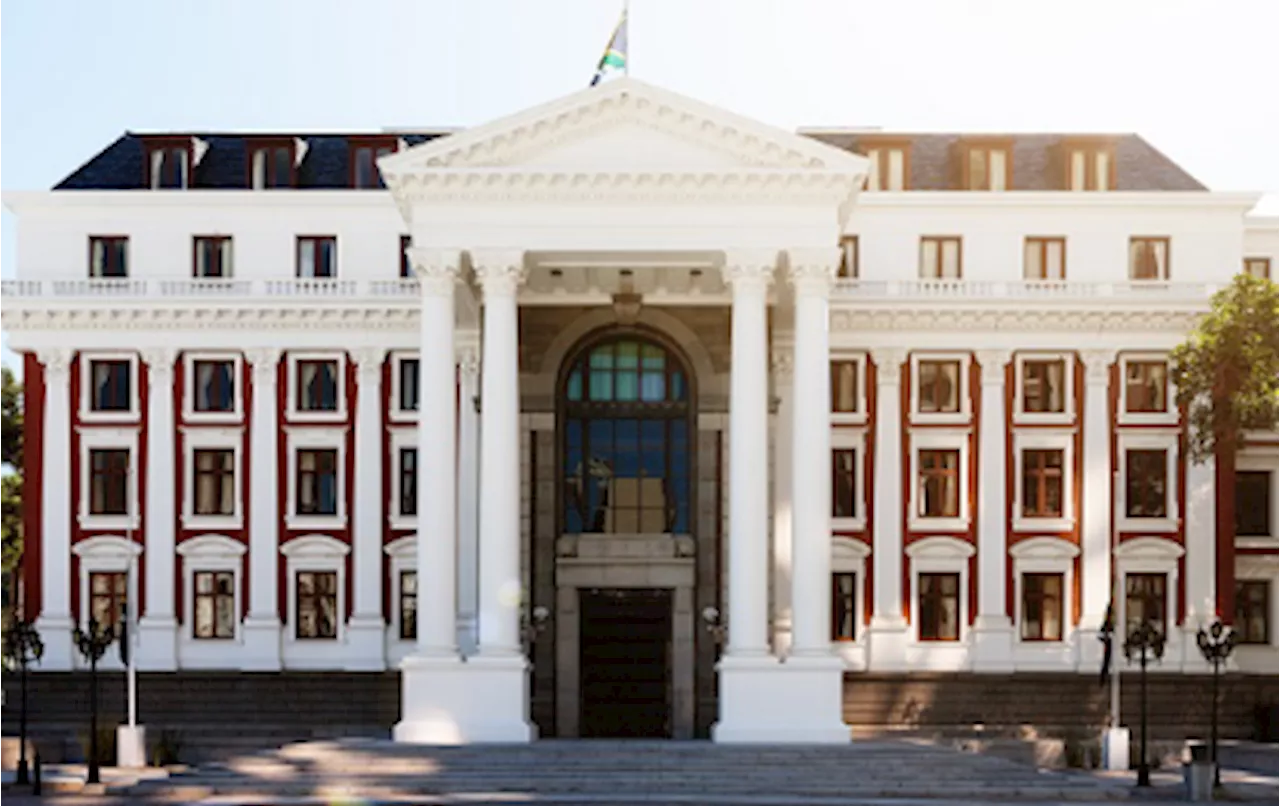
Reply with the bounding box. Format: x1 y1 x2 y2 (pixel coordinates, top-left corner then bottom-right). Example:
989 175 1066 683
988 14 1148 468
578 588 672 738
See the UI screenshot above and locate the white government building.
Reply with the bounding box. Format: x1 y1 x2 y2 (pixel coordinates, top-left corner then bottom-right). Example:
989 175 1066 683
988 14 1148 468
3 78 1277 743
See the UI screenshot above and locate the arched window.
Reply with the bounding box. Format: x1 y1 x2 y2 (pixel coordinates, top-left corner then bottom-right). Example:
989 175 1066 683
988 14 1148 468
562 336 692 535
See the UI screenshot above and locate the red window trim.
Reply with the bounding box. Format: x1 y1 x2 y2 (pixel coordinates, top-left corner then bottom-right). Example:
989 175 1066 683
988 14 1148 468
348 136 399 189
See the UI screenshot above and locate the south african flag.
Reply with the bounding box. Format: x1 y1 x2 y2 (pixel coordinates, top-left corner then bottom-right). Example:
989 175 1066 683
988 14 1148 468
590 8 628 86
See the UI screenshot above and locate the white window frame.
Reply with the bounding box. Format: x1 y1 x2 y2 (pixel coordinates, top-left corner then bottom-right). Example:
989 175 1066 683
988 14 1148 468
1234 555 1279 654
286 351 347 423
1117 431 1180 534
281 534 349 645
78 428 140 531
385 535 417 646
1235 446 1277 546
908 429 971 533
829 351 868 426
906 536 974 644
388 427 419 530
1010 536 1078 645
1114 536 1183 642
73 535 141 671
285 427 348 530
1012 430 1075 533
831 429 867 533
181 427 245 530
1013 352 1075 426
388 351 420 423
831 536 869 646
80 351 140 424
909 352 972 425
176 534 245 645
1117 352 1177 426
182 351 243 424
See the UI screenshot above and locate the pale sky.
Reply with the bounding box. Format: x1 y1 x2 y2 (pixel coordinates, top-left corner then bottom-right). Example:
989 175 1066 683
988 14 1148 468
1 0 1277 363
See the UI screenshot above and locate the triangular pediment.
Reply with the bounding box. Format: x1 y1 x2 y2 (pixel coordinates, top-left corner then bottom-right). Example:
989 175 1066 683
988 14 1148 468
381 77 867 175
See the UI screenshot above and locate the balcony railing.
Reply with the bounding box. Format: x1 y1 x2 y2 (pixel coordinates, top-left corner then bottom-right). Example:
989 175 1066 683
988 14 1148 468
832 279 1219 302
2 278 423 301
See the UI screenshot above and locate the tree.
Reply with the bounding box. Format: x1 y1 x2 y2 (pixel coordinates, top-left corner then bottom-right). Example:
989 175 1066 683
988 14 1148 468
1171 273 1279 624
2 366 23 620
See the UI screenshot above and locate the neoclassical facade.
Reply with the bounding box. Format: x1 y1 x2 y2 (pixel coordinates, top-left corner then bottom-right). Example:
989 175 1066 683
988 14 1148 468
4 78 1277 742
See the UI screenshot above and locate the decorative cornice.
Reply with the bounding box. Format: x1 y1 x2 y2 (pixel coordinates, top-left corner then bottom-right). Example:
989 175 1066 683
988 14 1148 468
3 307 422 332
830 308 1202 334
974 349 1012 385
408 248 462 297
473 250 527 297
36 347 74 374
870 348 908 385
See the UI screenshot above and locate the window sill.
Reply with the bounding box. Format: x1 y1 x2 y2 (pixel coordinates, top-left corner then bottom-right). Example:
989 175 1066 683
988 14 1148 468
388 515 418 532
1116 410 1178 427
183 410 244 425
909 412 971 427
1012 515 1073 533
831 412 868 427
1116 516 1177 534
79 410 141 425
1012 411 1074 427
77 513 140 531
285 408 347 424
387 409 420 425
284 514 347 530
908 516 969 533
1235 535 1279 549
832 516 867 534
182 513 244 531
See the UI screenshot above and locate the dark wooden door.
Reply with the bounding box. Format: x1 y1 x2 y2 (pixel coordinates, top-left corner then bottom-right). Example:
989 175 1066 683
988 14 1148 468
579 588 672 738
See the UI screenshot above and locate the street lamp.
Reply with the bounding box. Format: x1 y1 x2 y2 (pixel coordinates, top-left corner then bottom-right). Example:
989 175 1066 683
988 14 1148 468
701 606 728 650
520 605 550 649
1196 618 1238 786
1123 619 1166 787
3 619 45 786
72 618 118 785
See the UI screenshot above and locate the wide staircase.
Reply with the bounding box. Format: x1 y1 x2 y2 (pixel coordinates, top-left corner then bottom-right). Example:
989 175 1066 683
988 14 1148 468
114 738 1131 803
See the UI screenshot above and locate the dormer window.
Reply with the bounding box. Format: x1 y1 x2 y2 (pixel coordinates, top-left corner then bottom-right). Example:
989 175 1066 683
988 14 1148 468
859 139 910 191
961 140 1011 191
1062 138 1116 191
248 140 296 189
144 139 190 189
350 138 397 189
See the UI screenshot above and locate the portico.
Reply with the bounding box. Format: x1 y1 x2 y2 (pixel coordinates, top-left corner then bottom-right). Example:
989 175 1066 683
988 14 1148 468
379 77 868 743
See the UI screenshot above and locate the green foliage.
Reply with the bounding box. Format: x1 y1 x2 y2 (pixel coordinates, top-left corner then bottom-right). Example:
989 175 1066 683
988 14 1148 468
2 618 44 669
150 729 185 767
1 366 21 469
1170 273 1280 462
79 727 117 766
1 367 23 604
2 474 22 575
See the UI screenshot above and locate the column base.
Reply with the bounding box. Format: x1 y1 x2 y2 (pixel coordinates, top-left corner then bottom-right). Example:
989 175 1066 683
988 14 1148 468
969 617 1014 673
136 617 178 671
711 653 849 744
241 615 282 671
1102 727 1131 771
344 615 387 671
395 652 536 744
116 725 147 768
1074 622 1109 671
866 617 909 672
34 614 75 670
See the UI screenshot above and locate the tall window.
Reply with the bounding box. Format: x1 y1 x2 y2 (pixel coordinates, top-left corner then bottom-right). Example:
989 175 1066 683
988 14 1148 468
863 145 908 191
295 571 338 639
89 572 128 631
193 449 235 516
193 570 235 639
1020 573 1064 641
89 236 129 278
830 360 859 413
1124 361 1168 413
351 142 395 189
962 144 1010 190
838 236 859 279
1125 572 1166 637
398 358 420 411
297 236 337 278
1125 449 1168 518
562 337 692 534
918 572 960 641
399 570 417 641
1236 471 1273 536
250 142 294 189
832 449 857 518
919 237 962 279
1129 237 1170 280
831 573 857 641
1022 359 1066 413
1024 237 1066 280
90 360 132 412
89 449 130 515
1064 144 1114 191
918 360 961 414
399 448 418 517
1244 257 1272 280
1235 580 1270 644
193 360 236 413
1021 449 1064 518
147 144 189 189
193 236 233 278
296 449 339 516
296 359 339 412
918 449 960 518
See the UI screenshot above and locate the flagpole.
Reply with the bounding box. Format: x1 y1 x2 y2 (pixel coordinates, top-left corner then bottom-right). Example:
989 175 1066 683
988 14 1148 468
623 0 630 76
128 539 137 730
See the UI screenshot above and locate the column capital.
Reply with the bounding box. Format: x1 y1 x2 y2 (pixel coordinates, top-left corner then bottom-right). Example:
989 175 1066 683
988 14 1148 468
870 348 908 385
472 250 527 297
787 248 840 297
245 348 282 381
1081 349 1117 384
771 349 794 379
974 349 1012 386
721 249 778 293
409 248 463 296
140 347 178 378
456 345 481 378
36 347 74 376
353 347 387 379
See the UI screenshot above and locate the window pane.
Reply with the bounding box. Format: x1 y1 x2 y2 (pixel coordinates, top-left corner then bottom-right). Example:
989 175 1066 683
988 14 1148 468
920 240 938 278
1125 449 1168 517
1236 471 1272 536
399 359 420 411
831 361 858 413
833 449 856 518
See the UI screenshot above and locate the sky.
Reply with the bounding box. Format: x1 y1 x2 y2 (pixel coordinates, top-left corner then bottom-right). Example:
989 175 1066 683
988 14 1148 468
1 0 1277 365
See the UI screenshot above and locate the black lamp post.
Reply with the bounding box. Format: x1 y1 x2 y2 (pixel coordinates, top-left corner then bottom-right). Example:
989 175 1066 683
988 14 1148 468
3 619 45 785
72 618 118 785
1124 620 1167 787
1196 618 1238 786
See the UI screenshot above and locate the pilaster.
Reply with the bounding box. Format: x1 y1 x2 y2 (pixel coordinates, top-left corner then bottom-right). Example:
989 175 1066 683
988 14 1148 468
347 346 387 670
137 347 178 671
971 348 1014 671
242 347 282 671
867 347 908 671
456 343 481 656
35 348 75 670
1077 349 1116 668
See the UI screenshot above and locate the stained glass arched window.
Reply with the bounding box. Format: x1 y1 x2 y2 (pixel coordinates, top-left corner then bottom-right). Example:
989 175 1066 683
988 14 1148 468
562 336 692 535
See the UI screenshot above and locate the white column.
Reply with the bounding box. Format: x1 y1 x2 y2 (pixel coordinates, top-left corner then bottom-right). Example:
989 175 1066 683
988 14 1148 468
789 254 839 656
456 344 481 656
347 346 387 670
771 346 794 655
972 349 1014 671
1077 349 1115 668
1182 453 1215 669
137 347 178 671
35 348 74 670
242 348 282 671
867 348 908 671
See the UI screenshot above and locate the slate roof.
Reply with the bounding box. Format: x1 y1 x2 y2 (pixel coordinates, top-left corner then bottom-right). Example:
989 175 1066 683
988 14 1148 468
52 131 1206 191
